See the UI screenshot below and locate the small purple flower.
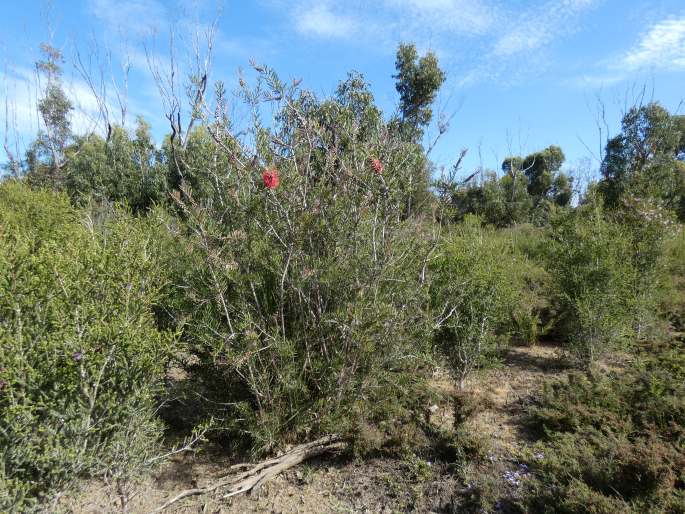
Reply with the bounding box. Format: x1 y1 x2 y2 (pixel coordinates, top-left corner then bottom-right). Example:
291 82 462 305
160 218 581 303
72 351 84 362
503 470 521 487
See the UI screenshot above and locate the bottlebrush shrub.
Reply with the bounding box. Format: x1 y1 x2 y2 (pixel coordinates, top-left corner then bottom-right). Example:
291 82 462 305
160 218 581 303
0 182 175 509
163 68 435 454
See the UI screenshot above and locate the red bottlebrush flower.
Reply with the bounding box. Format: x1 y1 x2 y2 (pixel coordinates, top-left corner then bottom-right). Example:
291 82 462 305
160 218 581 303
371 158 383 175
262 168 280 189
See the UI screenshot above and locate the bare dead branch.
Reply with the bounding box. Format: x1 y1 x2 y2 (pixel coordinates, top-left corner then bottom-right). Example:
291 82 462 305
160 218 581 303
145 435 344 514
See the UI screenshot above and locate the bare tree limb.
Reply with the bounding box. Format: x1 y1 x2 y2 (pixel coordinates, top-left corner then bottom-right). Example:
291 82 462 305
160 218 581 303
146 435 344 514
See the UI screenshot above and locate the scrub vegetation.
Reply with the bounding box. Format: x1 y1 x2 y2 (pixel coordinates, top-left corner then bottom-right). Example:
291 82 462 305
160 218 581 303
1 36 684 513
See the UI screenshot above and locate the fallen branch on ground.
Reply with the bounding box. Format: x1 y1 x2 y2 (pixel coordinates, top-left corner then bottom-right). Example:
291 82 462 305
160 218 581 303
146 434 345 513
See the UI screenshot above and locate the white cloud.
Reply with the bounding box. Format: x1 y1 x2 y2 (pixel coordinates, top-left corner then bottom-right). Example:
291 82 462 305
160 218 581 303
1 67 41 148
493 0 597 57
450 0 599 86
566 73 626 88
294 4 359 39
290 0 498 41
386 0 498 36
618 16 685 72
566 15 685 91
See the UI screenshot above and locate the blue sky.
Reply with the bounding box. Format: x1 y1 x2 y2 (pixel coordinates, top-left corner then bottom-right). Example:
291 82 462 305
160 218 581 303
1 0 685 182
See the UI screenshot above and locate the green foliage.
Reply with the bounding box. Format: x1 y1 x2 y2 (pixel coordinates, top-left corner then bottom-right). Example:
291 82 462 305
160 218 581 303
614 198 675 340
162 122 236 206
26 43 73 188
442 145 573 228
2 43 449 489
520 145 565 200
390 43 446 215
661 227 685 333
551 171 573 207
521 341 685 513
505 145 573 209
599 102 685 221
5 35 685 513
0 181 174 509
444 171 534 227
62 119 167 211
430 216 521 387
160 67 434 454
393 43 446 140
506 226 554 345
547 206 636 366
24 45 168 211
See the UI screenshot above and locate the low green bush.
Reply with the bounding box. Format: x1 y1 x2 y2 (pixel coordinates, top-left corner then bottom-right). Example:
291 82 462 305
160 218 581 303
0 181 175 510
504 224 556 345
661 226 685 333
521 341 685 513
430 216 521 388
611 198 676 341
547 206 636 367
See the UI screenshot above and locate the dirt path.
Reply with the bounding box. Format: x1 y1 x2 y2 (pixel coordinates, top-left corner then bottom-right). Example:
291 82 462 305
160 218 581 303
467 343 565 454
64 344 566 514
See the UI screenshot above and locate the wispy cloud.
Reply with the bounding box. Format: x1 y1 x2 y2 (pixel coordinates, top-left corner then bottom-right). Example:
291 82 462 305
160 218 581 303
457 0 599 86
294 4 359 39
569 15 685 90
289 0 498 41
493 0 596 57
88 0 168 38
2 66 114 141
386 0 498 36
618 16 685 72
566 73 626 88
285 0 598 86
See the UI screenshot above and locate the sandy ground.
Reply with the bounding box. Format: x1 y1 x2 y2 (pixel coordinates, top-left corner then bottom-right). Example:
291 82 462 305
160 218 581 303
60 343 570 514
